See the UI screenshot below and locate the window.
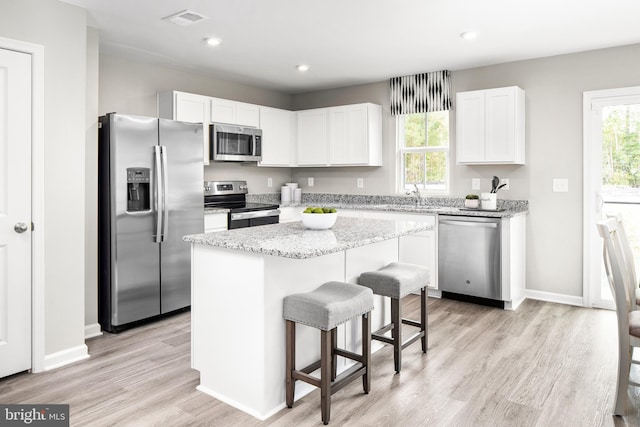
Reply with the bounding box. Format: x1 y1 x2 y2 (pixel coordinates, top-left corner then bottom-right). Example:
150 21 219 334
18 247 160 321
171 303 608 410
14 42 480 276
397 111 450 194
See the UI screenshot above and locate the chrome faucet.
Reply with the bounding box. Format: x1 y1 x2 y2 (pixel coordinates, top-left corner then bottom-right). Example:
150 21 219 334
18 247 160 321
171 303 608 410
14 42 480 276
406 184 421 206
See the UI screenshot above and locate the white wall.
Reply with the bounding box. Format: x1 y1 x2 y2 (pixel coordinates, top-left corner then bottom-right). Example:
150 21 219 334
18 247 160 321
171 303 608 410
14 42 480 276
84 27 99 334
0 0 87 356
98 54 293 194
291 43 640 299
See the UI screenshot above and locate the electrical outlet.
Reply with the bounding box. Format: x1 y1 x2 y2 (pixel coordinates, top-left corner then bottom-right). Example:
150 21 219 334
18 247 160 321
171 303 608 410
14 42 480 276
502 178 510 190
357 178 364 189
552 178 569 192
471 178 480 190
308 177 314 187
267 177 273 188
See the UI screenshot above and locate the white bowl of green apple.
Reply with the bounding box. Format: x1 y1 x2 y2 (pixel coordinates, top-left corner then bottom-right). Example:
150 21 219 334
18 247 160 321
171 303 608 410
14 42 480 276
300 207 338 229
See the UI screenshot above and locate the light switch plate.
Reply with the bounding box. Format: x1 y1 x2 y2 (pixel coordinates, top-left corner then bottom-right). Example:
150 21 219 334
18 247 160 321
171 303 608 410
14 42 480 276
553 178 569 192
472 178 480 190
357 178 364 189
308 177 314 187
267 177 273 188
502 178 510 190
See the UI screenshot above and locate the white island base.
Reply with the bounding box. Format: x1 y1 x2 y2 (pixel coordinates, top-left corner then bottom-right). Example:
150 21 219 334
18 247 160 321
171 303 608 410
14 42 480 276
190 238 401 420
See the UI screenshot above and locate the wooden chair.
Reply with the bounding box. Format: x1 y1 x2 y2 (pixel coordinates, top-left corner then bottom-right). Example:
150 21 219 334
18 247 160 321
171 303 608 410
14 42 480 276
597 218 640 416
607 212 639 309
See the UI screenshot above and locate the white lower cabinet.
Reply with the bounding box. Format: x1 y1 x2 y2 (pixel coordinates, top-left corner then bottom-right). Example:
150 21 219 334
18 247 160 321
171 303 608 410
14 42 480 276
339 210 438 289
278 206 301 223
204 213 227 233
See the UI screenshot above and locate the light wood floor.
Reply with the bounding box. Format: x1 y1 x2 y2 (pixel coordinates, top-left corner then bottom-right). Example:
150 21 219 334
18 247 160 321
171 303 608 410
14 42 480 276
2 296 640 426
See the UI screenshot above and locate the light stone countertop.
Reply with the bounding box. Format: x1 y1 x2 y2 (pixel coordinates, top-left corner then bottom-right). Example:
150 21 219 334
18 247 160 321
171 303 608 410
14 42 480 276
184 216 433 259
278 203 527 218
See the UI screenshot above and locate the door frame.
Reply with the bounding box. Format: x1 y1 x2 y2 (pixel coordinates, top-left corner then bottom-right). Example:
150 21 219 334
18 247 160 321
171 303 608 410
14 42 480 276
0 37 45 372
583 85 640 308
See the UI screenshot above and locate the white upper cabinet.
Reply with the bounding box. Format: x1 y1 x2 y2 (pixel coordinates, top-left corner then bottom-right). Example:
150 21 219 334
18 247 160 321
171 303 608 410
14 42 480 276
456 86 525 165
297 103 382 167
258 106 296 167
158 91 211 164
329 103 382 166
210 97 259 127
297 108 330 166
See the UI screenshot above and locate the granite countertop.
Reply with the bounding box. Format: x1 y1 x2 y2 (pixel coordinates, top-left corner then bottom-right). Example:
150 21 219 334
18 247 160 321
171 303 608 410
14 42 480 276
184 216 433 259
278 202 527 218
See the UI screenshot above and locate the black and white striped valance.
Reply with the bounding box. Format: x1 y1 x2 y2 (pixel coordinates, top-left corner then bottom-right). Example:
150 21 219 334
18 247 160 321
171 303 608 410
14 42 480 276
390 70 451 115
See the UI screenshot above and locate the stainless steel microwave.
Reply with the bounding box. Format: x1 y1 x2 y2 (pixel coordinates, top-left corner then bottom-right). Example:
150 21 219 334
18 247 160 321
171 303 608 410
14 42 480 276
210 123 262 162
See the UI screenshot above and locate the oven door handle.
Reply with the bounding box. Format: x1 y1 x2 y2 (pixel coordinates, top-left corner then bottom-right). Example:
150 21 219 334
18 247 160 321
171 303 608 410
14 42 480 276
230 209 281 221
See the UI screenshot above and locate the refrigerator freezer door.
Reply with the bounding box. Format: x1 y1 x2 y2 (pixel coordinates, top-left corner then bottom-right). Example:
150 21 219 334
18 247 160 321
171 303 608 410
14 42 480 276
110 114 161 326
158 118 204 313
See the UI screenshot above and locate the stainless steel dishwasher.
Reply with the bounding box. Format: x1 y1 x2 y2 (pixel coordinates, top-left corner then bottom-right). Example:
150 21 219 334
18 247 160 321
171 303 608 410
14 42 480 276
438 215 501 301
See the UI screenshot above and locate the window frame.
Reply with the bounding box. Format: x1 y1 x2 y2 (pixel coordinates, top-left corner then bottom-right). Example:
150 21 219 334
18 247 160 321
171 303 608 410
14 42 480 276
395 112 450 195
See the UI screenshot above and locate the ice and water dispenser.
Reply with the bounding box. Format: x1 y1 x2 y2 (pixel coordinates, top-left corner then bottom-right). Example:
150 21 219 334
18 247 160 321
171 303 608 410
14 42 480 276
127 167 150 212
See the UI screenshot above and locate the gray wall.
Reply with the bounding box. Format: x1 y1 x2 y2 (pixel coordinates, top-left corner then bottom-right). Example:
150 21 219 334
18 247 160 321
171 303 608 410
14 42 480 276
292 43 640 298
0 0 87 355
98 54 293 194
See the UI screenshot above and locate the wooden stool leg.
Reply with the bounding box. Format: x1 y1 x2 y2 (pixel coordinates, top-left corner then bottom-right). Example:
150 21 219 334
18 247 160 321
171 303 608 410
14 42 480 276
321 329 332 425
391 297 402 373
286 320 295 408
362 312 371 393
331 328 337 381
421 287 428 353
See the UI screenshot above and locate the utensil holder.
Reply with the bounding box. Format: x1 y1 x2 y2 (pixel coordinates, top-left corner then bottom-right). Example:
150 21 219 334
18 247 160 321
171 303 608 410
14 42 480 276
480 193 497 210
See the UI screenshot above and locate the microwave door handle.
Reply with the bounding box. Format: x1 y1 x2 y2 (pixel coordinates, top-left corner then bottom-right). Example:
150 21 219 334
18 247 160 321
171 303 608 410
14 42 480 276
154 146 163 243
160 146 169 240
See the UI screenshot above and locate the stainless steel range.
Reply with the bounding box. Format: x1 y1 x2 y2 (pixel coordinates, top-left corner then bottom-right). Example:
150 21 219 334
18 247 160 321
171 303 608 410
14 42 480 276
204 180 280 229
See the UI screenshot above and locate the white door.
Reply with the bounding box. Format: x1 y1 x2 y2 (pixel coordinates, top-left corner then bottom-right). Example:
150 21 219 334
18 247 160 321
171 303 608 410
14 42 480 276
584 87 640 309
0 48 32 377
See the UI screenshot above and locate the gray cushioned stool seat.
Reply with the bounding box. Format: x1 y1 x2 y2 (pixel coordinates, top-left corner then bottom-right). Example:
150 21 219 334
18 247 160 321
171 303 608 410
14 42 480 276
358 262 430 298
284 281 374 331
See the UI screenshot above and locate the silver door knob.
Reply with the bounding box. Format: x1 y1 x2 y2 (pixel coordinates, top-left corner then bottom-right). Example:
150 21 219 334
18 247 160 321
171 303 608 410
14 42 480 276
14 222 28 233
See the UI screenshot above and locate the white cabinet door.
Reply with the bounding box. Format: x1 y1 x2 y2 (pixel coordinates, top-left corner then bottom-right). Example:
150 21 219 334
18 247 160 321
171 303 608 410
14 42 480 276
456 90 485 163
235 102 260 127
485 87 516 162
329 104 370 165
210 98 235 124
204 213 227 232
329 106 349 164
211 97 259 127
158 91 211 165
297 108 329 166
278 206 301 223
258 106 295 167
456 86 525 165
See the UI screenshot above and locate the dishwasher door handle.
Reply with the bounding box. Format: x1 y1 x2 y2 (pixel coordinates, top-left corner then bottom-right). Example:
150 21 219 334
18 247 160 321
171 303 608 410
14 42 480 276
439 220 498 228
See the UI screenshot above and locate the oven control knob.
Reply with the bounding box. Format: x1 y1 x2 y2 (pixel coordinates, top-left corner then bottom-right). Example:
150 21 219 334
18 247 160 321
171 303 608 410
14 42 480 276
239 184 247 191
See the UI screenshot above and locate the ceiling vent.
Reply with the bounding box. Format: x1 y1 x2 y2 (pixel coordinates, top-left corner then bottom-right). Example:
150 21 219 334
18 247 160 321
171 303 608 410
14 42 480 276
162 10 208 26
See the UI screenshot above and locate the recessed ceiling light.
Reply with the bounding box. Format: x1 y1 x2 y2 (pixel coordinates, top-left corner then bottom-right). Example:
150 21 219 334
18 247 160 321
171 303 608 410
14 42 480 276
460 31 477 40
296 64 310 72
205 38 221 47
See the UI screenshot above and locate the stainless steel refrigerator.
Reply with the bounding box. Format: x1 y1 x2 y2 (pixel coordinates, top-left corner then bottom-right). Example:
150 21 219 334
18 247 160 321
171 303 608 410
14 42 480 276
98 113 203 332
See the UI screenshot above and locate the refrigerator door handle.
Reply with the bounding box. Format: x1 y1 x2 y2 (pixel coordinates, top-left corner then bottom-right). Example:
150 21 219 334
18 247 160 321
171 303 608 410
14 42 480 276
154 146 164 243
160 146 169 240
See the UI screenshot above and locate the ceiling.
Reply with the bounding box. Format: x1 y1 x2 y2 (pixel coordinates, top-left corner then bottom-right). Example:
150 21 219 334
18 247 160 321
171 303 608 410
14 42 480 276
61 0 640 94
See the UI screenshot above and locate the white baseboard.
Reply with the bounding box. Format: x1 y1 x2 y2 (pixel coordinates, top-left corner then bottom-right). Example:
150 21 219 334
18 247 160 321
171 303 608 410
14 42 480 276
524 289 584 307
43 344 90 371
84 323 102 339
196 385 285 421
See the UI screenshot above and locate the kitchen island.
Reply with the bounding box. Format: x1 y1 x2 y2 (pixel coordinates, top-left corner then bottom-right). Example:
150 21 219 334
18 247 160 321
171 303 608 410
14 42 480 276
183 216 433 420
